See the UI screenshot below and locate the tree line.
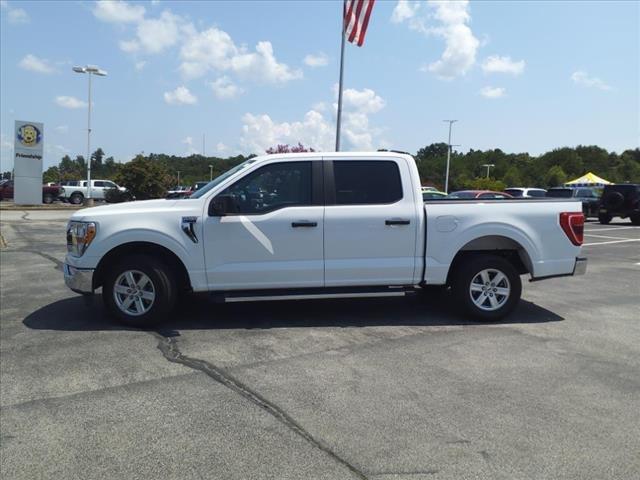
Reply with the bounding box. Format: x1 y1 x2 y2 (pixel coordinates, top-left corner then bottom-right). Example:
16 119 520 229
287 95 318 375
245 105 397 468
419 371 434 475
2 144 638 198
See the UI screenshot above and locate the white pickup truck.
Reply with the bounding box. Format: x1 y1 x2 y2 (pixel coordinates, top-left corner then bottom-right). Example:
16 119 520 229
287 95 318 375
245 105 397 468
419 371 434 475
60 179 128 204
64 152 586 326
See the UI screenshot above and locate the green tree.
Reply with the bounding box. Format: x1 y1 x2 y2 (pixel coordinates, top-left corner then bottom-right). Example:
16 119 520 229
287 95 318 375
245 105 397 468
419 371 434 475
115 155 172 200
545 165 568 187
43 166 60 184
502 166 522 187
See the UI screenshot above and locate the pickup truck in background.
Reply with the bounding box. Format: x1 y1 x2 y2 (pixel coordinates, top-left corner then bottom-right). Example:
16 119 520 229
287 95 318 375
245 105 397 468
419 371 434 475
0 180 61 204
60 179 128 204
63 152 587 327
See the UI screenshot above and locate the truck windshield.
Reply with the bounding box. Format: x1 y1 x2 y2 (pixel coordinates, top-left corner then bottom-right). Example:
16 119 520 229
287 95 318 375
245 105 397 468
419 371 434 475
189 159 258 199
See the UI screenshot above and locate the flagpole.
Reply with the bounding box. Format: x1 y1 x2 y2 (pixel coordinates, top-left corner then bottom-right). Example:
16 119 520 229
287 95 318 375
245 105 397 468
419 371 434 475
335 14 346 152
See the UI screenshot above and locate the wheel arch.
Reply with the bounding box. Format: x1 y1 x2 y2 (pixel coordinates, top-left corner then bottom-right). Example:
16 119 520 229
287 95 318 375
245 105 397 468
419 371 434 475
446 235 533 285
93 241 191 293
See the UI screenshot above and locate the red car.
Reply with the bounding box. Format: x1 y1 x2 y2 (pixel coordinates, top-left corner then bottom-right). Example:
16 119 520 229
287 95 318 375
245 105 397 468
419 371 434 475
447 190 514 199
0 180 61 204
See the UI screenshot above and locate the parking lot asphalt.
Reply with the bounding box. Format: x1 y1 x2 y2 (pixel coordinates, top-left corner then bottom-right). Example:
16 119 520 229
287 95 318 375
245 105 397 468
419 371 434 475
1 210 639 480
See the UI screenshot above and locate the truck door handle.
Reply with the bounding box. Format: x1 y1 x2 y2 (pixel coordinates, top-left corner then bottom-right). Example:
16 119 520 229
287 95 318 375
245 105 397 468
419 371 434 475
385 219 410 226
292 221 318 228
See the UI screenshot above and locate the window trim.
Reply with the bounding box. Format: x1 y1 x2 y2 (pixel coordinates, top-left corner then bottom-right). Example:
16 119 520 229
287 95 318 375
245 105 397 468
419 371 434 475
324 159 404 206
210 160 321 216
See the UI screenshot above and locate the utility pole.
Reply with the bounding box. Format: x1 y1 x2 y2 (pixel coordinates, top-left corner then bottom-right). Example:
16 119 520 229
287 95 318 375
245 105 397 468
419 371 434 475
202 134 205 157
482 163 495 179
177 171 180 186
209 165 213 182
72 65 107 206
443 120 458 193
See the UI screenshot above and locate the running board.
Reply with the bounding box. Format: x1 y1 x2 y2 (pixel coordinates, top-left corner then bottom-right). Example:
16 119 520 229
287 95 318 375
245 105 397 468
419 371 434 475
213 286 416 303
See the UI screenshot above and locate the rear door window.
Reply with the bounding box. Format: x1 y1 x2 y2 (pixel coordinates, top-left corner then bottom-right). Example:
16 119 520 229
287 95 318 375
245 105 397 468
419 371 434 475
332 161 402 205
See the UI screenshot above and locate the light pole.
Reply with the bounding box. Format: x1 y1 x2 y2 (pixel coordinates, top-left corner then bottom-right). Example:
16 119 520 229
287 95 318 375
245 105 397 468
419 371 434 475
177 171 181 186
443 120 458 193
209 165 213 181
73 65 107 206
482 164 495 179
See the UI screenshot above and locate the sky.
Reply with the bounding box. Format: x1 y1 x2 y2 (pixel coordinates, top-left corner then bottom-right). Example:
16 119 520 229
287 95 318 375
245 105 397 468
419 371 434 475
1 0 639 171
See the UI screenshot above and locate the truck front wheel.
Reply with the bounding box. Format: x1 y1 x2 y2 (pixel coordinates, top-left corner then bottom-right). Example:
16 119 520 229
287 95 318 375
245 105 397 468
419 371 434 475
451 254 521 321
103 254 176 327
70 192 84 205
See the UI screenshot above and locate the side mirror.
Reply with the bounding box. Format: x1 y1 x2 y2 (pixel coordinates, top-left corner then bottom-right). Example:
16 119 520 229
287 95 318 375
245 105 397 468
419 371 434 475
209 194 237 216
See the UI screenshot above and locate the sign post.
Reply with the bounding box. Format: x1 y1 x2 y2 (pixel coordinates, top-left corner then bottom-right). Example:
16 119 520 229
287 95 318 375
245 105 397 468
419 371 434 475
14 120 44 205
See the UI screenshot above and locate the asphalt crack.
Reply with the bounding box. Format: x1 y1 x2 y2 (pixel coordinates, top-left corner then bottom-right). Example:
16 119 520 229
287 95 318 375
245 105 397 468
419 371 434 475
150 331 368 480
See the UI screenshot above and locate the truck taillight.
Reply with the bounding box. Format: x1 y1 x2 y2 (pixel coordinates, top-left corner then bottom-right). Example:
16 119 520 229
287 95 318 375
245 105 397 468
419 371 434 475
560 212 584 246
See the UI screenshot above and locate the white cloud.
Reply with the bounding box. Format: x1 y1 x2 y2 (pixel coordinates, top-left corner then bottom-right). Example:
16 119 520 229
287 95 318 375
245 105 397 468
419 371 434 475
134 60 147 71
55 96 87 109
163 86 197 105
571 71 611 91
18 54 55 74
93 0 145 24
1 1 29 24
240 86 386 153
303 52 329 68
182 136 199 155
210 76 244 100
215 142 229 154
392 0 479 79
480 86 506 99
340 86 386 114
54 125 69 134
179 27 302 83
482 55 525 75
134 10 182 54
391 0 420 28
425 1 479 79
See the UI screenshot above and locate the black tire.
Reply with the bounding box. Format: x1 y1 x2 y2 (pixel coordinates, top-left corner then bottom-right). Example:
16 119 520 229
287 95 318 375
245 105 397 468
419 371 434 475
451 254 522 321
70 192 84 205
598 213 612 225
630 213 640 226
42 193 54 204
103 254 176 327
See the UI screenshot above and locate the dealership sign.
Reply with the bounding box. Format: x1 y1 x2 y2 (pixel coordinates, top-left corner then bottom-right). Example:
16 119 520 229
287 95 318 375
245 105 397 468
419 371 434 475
14 120 44 205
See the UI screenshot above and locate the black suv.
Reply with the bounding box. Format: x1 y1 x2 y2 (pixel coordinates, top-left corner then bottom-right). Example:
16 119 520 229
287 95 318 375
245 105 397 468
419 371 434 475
598 184 640 225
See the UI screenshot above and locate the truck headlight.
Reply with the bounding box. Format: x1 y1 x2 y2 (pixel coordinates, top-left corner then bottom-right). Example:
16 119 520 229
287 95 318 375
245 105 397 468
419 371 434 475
66 221 97 257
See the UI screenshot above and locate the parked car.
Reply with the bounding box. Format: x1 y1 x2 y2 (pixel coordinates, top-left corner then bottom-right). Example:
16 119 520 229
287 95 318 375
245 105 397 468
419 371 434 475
504 187 547 198
545 187 599 218
0 180 61 204
448 190 513 199
63 151 586 327
597 184 640 225
173 181 210 199
166 186 190 199
59 179 128 204
422 190 448 200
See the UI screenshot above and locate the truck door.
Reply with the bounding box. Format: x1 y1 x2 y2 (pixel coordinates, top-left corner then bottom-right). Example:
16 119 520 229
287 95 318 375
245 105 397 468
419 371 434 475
323 158 418 286
203 159 324 290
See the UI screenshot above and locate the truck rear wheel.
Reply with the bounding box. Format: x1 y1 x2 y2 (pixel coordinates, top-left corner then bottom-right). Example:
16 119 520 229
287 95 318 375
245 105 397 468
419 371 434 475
451 254 521 321
43 193 54 204
103 254 176 327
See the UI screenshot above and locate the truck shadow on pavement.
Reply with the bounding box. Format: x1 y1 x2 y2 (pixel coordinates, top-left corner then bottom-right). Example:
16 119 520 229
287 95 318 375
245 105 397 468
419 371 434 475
23 292 563 332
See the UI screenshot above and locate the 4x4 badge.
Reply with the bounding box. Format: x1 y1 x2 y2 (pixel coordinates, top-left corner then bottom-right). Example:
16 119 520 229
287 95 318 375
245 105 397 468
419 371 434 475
181 216 199 243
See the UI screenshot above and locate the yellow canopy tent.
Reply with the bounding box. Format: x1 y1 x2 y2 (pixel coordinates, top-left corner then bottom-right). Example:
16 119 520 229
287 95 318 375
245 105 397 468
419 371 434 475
565 172 612 187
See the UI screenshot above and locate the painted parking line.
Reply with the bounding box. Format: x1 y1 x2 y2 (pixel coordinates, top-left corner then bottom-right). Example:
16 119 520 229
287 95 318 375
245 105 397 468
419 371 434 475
583 233 633 240
584 226 638 232
583 239 640 246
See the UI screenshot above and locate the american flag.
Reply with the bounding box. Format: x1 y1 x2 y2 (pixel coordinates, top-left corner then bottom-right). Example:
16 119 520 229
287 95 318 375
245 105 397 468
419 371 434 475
344 0 375 47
